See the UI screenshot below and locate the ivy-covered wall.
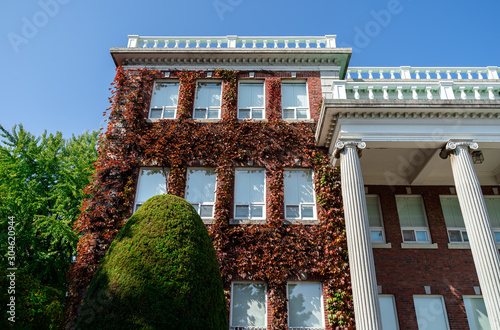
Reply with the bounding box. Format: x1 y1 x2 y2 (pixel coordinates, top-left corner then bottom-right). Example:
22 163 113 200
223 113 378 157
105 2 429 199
65 67 355 329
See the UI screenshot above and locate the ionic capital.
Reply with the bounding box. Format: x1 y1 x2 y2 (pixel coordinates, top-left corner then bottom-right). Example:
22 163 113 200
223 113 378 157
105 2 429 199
439 140 479 159
333 140 366 159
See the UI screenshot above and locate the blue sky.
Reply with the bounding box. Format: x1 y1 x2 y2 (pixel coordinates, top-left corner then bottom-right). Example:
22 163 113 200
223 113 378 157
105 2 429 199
1 0 499 138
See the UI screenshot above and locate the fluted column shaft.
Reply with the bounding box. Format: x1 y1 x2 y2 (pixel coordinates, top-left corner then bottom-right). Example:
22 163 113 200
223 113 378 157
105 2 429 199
337 140 382 330
448 142 500 329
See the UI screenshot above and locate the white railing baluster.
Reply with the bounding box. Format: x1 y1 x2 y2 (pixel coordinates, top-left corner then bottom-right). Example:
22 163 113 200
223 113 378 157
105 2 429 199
397 86 404 99
415 70 420 79
436 70 441 79
174 40 179 48
478 71 484 79
456 70 462 79
368 86 374 99
368 70 373 79
357 70 362 79
426 70 431 79
446 70 452 79
487 87 495 100
353 86 360 99
206 40 211 48
426 86 433 100
185 40 190 48
295 39 299 48
306 40 310 48
411 86 418 100
274 40 278 48
252 40 257 48
195 40 200 48
473 86 481 100
284 40 289 48
346 70 352 79
467 70 473 79
390 70 395 79
382 86 389 99
459 87 467 100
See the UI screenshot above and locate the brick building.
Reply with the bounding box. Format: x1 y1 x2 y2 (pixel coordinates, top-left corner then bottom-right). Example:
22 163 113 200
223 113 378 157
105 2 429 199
75 35 500 329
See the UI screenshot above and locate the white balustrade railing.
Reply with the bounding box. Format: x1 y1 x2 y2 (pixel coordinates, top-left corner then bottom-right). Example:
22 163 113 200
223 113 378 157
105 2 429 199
346 66 500 80
127 35 336 49
331 81 500 101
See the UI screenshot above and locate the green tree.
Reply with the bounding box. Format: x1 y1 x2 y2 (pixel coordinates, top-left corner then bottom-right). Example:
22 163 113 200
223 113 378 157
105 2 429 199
77 194 228 330
0 124 99 328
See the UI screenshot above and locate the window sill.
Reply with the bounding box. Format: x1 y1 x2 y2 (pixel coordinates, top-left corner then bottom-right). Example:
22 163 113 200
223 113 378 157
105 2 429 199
372 243 392 249
283 119 315 123
230 218 267 225
284 219 320 225
202 219 215 225
147 118 175 123
237 118 268 122
447 243 500 249
401 243 438 249
194 119 220 123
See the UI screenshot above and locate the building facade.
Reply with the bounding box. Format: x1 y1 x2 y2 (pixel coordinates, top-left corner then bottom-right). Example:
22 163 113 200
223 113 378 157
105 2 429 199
68 35 500 329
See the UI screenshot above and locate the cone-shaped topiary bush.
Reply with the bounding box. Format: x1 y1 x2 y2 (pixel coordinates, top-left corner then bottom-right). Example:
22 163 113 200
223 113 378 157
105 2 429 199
76 194 227 329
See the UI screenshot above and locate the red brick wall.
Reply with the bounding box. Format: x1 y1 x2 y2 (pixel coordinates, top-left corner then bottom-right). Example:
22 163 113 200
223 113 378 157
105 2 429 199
369 185 498 329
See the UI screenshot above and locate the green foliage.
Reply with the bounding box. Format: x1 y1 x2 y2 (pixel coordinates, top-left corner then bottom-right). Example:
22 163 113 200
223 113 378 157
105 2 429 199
0 124 98 327
0 269 64 329
77 194 227 330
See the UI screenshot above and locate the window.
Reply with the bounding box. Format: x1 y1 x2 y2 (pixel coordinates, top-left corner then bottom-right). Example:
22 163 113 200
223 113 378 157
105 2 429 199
149 82 179 119
379 295 399 330
282 82 309 120
366 195 385 243
485 196 500 242
284 170 316 220
441 196 500 243
134 168 168 211
440 196 468 243
185 169 217 219
234 169 265 220
238 82 264 119
413 296 450 330
396 196 431 243
287 283 324 328
230 282 267 328
464 296 490 330
194 82 221 119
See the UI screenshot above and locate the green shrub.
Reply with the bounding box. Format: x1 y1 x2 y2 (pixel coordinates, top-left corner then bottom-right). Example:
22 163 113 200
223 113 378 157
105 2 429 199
76 195 227 329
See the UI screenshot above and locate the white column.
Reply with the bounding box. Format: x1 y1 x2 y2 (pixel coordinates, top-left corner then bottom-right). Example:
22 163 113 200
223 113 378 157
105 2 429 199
335 140 382 330
445 141 500 329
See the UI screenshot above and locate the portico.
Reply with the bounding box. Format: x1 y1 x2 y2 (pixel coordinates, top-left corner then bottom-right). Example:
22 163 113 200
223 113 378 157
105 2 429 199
317 72 500 329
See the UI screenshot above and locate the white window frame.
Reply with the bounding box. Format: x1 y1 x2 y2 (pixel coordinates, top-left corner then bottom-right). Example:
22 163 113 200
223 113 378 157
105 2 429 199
366 194 386 244
193 81 222 119
286 281 325 329
463 295 490 330
439 195 468 244
148 81 179 119
378 294 400 330
134 167 169 211
413 295 450 330
396 195 431 244
281 81 309 120
284 169 317 221
230 281 267 329
234 168 266 220
237 81 265 120
184 168 217 220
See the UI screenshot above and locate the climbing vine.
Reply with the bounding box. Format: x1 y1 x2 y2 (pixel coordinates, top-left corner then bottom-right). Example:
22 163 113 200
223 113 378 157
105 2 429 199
65 68 354 329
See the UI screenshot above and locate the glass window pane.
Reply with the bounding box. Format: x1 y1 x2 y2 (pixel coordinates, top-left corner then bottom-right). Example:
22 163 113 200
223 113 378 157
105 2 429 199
301 205 314 218
231 283 266 327
185 169 216 204
463 231 469 242
239 83 264 108
414 296 449 330
282 83 307 108
448 230 463 242
236 205 249 218
239 109 251 119
416 231 428 242
195 82 221 108
200 205 213 218
397 196 427 227
149 108 163 119
464 297 490 330
494 232 500 242
403 230 416 242
150 82 179 108
163 109 175 119
251 205 263 218
440 196 465 228
296 109 308 119
485 197 500 227
371 230 384 242
136 169 168 203
235 170 265 204
283 108 295 119
284 170 314 205
286 206 300 219
208 109 219 119
288 283 323 328
194 108 206 119
379 296 399 330
366 196 382 227
252 109 263 119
